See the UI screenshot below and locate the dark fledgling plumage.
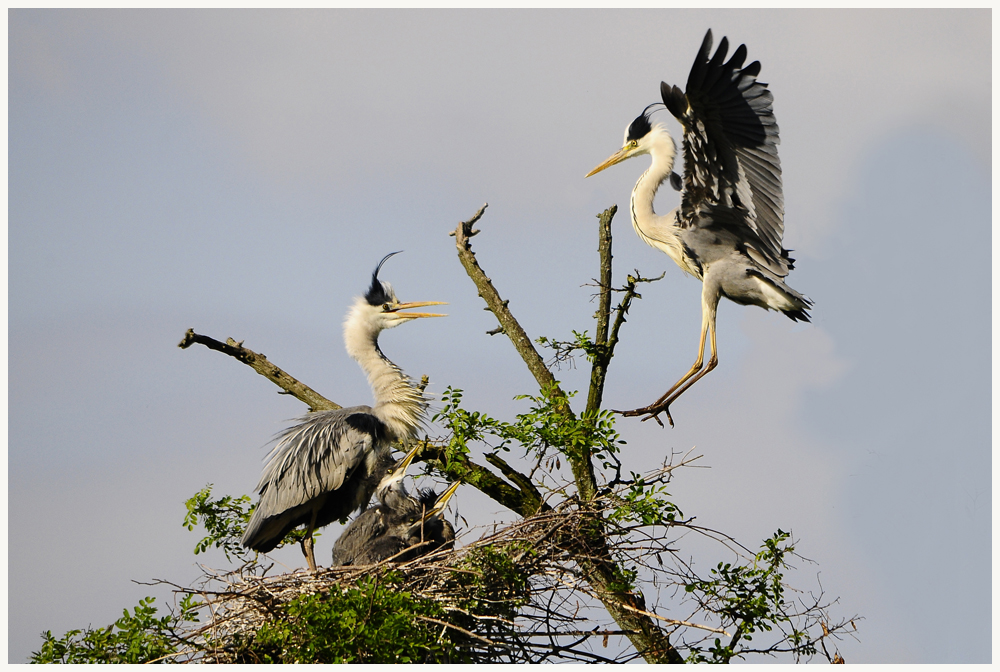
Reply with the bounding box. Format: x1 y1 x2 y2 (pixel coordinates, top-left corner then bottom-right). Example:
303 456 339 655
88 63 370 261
240 253 446 571
331 461 459 568
586 29 812 426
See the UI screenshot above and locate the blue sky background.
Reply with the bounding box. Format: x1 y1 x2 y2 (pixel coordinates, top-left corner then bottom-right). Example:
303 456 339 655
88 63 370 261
8 9 991 663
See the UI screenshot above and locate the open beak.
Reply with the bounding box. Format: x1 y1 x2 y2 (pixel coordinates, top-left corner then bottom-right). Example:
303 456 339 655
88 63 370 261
391 444 422 478
391 300 448 319
421 480 461 523
586 145 635 178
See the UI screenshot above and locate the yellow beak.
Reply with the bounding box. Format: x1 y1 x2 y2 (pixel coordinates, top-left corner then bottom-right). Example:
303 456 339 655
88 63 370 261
391 301 448 319
586 145 636 178
422 480 461 522
390 444 422 478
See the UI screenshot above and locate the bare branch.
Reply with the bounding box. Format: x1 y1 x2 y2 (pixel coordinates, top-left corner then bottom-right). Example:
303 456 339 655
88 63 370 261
451 207 565 404
585 206 617 414
178 329 339 412
413 440 548 518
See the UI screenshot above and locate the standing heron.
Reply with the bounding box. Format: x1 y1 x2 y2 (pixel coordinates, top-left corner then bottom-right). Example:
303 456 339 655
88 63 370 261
240 252 446 571
330 444 460 567
586 29 811 426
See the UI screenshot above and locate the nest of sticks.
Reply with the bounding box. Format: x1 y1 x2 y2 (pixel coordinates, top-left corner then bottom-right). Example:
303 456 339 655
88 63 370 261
161 502 645 664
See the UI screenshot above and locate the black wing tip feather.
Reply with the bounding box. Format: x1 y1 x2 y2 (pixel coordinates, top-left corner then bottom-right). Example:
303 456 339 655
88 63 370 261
700 29 713 57
783 308 811 323
660 82 687 119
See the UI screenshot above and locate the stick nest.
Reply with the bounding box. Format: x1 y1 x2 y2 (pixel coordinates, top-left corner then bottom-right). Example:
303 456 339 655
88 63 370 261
164 504 636 663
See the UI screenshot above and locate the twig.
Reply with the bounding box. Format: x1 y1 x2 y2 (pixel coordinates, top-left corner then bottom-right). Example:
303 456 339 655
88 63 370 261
451 206 566 406
615 601 731 636
484 452 545 513
585 206 617 414
178 329 339 412
412 439 547 518
413 615 501 648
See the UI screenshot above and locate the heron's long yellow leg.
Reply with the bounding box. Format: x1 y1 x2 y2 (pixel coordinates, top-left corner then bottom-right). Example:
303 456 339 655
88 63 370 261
620 301 710 423
648 318 710 408
620 284 721 426
301 510 319 572
648 310 719 418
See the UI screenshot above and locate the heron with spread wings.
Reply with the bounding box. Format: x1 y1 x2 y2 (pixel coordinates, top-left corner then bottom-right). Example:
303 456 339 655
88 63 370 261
586 29 811 426
240 253 446 571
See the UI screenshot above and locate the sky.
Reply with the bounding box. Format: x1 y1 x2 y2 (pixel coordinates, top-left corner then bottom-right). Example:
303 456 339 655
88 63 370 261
7 9 992 663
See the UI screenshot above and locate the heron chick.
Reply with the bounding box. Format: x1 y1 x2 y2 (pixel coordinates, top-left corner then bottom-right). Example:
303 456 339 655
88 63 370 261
331 445 460 567
586 29 812 426
240 252 446 571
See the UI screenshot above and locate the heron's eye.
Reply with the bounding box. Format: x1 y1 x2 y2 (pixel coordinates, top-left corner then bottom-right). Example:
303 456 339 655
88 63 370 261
629 140 638 149
382 303 392 312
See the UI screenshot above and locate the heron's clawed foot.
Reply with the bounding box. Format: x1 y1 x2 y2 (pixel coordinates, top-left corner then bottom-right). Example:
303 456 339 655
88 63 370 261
615 403 674 428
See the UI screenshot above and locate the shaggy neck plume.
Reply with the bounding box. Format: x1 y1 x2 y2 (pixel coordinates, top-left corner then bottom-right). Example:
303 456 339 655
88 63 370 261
343 301 427 443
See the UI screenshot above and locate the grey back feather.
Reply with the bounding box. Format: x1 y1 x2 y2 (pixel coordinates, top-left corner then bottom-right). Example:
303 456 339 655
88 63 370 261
241 406 392 553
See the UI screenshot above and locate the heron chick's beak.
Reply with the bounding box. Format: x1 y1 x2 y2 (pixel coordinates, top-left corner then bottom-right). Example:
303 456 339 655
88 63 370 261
585 145 637 178
390 301 448 319
390 444 422 478
421 480 461 523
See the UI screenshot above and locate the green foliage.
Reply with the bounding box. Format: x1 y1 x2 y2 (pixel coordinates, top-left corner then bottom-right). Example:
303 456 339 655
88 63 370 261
434 387 509 464
236 575 463 663
183 484 257 562
536 330 600 366
182 484 311 563
30 596 199 664
607 473 682 527
684 530 814 663
435 385 625 471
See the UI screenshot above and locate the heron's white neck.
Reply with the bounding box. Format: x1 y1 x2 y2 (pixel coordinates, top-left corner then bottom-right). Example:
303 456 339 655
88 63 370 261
343 309 426 443
630 129 675 225
629 127 699 277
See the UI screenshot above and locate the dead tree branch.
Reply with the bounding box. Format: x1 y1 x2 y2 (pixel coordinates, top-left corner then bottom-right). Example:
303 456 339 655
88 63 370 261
178 329 339 412
449 204 682 664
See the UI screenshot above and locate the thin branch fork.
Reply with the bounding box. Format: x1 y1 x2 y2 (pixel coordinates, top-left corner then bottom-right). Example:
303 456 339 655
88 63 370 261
449 205 683 664
451 205 566 407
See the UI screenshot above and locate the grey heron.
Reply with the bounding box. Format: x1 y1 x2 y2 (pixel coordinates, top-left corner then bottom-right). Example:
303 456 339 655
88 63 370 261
586 29 811 426
330 446 460 566
241 252 446 571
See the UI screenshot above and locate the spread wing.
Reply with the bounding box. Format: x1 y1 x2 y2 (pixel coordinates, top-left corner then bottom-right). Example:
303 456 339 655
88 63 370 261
661 29 785 269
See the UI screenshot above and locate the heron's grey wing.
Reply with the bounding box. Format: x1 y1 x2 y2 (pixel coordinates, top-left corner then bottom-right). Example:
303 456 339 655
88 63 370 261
662 29 785 268
242 406 381 551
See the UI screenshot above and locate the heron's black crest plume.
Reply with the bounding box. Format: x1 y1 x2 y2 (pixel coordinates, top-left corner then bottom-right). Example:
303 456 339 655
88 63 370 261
365 251 403 306
626 103 664 142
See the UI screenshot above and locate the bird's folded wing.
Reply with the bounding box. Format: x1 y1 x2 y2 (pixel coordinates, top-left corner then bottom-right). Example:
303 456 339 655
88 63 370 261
255 407 377 514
